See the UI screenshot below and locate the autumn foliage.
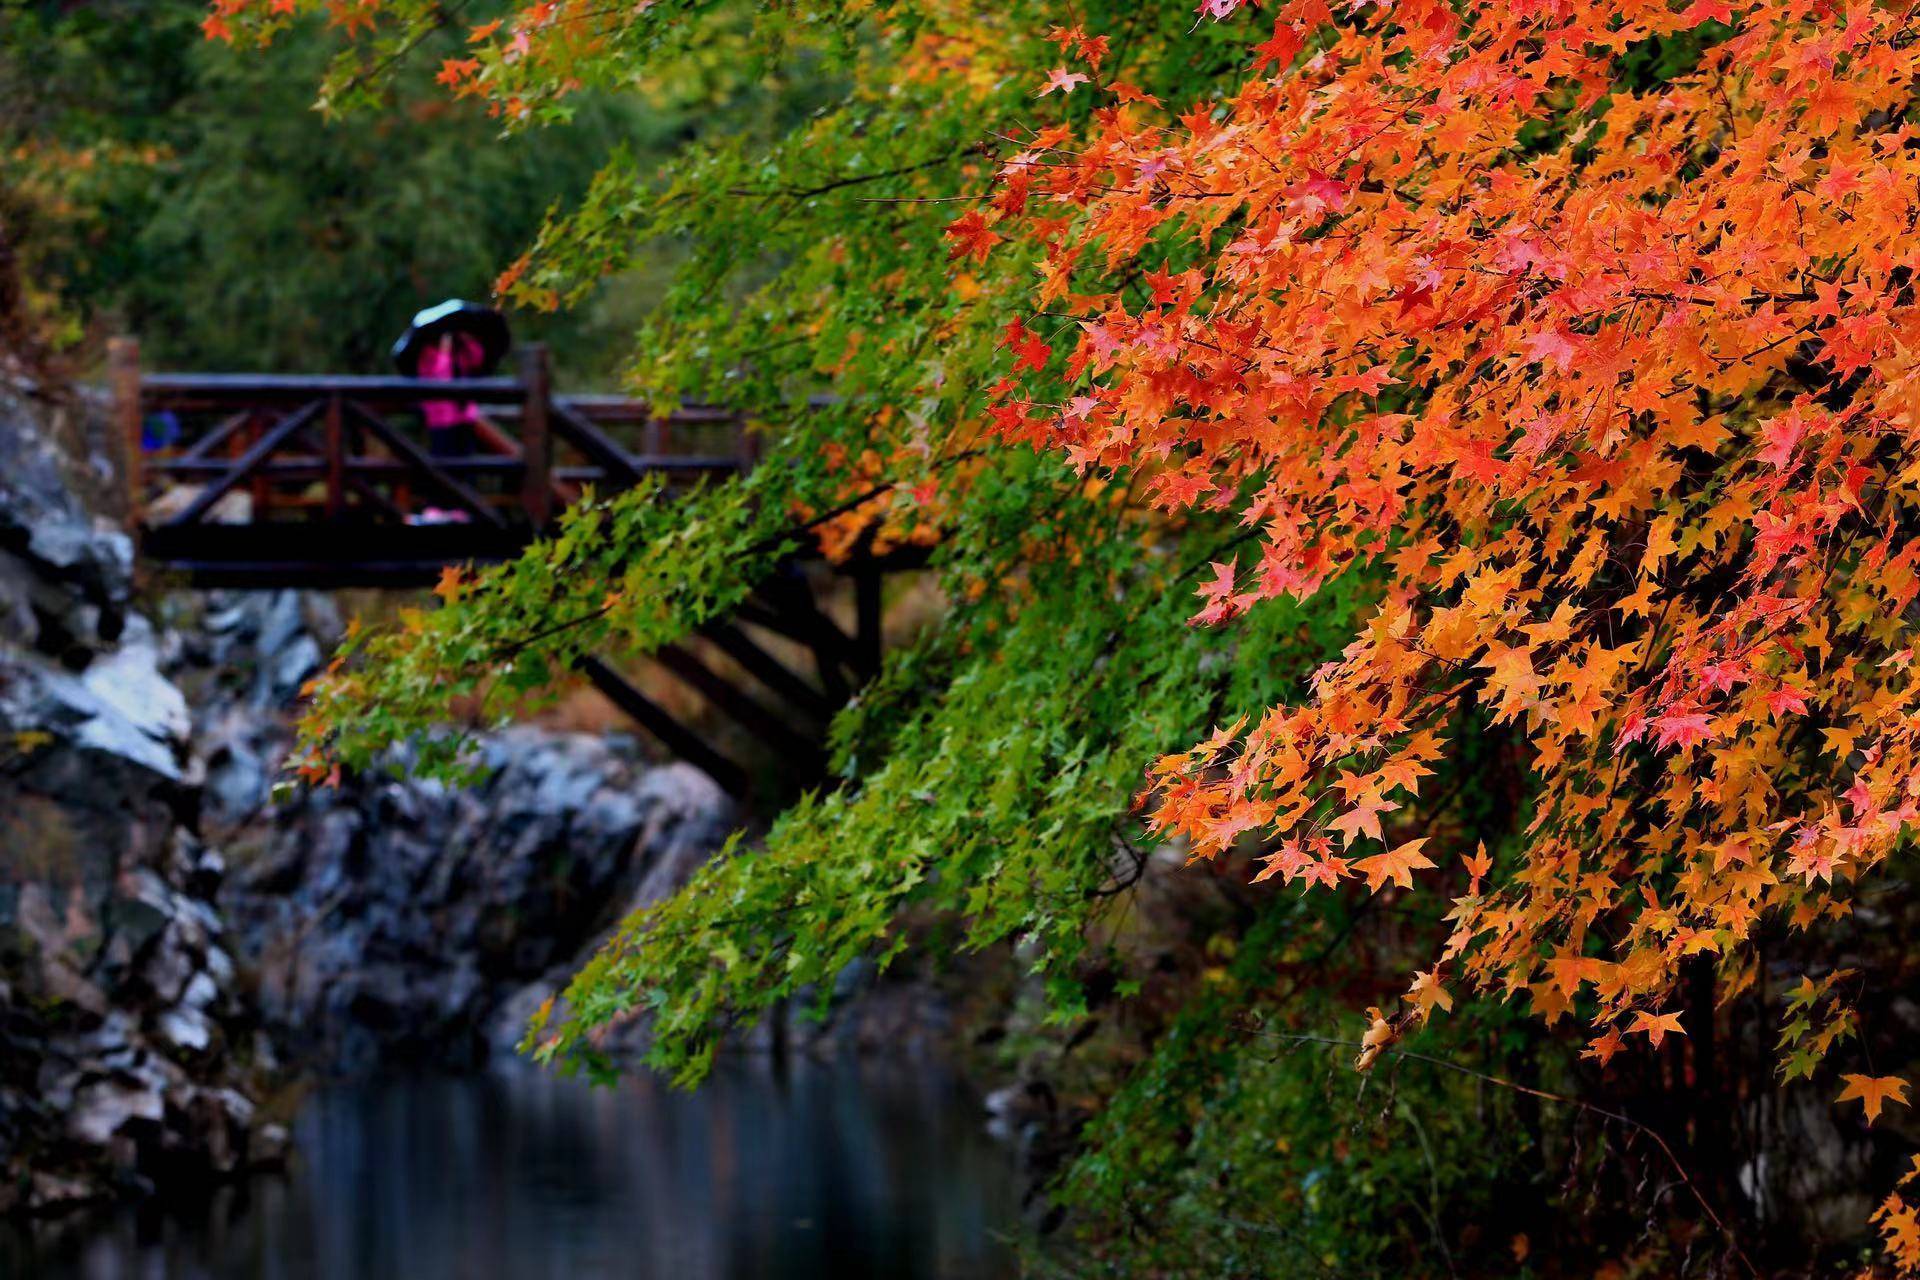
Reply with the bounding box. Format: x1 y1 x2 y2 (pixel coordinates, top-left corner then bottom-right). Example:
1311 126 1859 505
188 0 1920 1267
975 0 1920 1265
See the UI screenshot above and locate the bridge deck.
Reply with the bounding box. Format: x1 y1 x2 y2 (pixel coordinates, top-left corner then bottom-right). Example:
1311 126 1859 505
116 340 752 587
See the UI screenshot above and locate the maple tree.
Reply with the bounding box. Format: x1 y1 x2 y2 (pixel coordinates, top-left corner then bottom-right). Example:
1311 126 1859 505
975 0 1920 1269
203 0 1920 1270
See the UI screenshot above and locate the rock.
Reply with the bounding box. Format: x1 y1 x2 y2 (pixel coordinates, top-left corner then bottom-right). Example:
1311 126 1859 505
486 765 755 1060
0 387 131 660
79 618 190 749
202 946 233 988
180 972 218 1011
485 981 554 1058
0 553 39 648
176 589 343 714
267 633 321 703
229 741 735 1070
4 660 183 781
182 1087 255 1174
248 1122 290 1169
158 1006 213 1053
179 842 226 900
108 871 177 957
833 956 878 1002
24 520 132 595
200 725 274 825
984 1079 1059 1147
252 592 305 669
137 930 194 1006
0 382 264 1218
67 1080 164 1146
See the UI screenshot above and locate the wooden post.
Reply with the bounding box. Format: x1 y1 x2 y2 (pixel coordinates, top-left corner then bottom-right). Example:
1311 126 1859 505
324 393 345 520
519 343 552 527
108 337 142 532
854 568 883 677
249 411 268 514
734 414 758 470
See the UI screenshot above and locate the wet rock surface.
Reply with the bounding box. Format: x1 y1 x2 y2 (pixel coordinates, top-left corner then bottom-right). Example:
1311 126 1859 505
0 384 131 667
226 733 734 1071
161 588 747 1072
0 387 269 1214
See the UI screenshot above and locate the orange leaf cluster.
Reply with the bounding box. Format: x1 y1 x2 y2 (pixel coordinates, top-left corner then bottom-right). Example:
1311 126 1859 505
986 0 1920 1233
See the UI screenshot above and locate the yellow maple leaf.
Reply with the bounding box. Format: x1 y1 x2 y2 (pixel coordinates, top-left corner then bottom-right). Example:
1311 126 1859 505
1407 969 1453 1022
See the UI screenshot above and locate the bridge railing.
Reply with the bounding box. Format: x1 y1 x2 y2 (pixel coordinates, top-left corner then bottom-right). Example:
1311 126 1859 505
103 339 916 792
109 337 755 585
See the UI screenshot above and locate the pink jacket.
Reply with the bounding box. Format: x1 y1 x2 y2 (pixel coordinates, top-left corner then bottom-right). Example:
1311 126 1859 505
418 334 484 431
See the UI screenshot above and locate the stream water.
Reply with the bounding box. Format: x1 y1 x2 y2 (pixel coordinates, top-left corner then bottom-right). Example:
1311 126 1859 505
4 1059 1021 1280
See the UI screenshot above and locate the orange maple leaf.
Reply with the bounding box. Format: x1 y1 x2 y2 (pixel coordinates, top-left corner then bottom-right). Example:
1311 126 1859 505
1839 1075 1911 1126
1351 837 1435 893
944 211 1000 264
436 57 481 88
1629 1010 1687 1049
433 565 468 603
1327 791 1400 846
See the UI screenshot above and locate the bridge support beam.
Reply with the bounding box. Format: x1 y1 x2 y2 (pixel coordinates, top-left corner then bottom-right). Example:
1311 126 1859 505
854 569 883 678
519 344 552 528
578 655 749 797
653 642 824 771
700 622 837 721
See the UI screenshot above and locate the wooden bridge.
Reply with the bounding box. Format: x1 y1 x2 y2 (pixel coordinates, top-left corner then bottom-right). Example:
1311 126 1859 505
109 337 911 795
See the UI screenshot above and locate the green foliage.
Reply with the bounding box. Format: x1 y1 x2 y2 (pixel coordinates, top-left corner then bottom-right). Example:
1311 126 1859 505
304 471 790 781
0 0 826 375
525 483 1377 1080
257 0 1395 1104
1057 913 1543 1278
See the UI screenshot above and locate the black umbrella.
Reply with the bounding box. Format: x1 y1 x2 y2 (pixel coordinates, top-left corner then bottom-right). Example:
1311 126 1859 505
390 299 511 376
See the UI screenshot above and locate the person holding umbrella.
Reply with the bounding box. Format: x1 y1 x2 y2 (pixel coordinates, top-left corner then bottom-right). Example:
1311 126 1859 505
391 299 511 460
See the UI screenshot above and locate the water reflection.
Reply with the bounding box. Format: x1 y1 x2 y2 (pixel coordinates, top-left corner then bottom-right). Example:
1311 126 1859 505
6 1059 1020 1280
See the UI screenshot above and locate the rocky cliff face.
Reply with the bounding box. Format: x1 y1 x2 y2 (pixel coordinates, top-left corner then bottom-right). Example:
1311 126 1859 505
0 385 273 1214
230 726 733 1070
157 587 739 1073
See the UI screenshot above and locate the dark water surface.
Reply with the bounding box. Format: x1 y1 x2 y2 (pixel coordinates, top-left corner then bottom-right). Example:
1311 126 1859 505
5 1060 1021 1280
